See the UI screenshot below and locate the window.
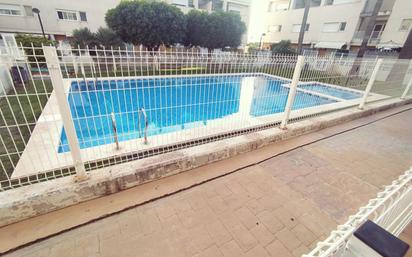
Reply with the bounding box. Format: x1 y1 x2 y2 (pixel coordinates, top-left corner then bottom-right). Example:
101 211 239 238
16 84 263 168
399 19 412 31
57 10 77 21
23 5 33 16
292 24 309 33
269 25 282 32
340 22 347 31
310 0 321 7
79 11 87 21
268 1 288 12
0 4 22 16
294 0 305 9
229 9 241 15
324 0 358 5
188 0 194 7
294 0 320 9
370 23 386 40
57 10 87 22
322 22 346 32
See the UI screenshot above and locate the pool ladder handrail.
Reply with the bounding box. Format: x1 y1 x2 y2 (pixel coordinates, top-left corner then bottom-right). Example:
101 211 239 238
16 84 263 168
138 108 148 145
111 112 120 150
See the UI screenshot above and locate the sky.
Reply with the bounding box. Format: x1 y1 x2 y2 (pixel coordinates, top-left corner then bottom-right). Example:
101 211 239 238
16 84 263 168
248 0 270 43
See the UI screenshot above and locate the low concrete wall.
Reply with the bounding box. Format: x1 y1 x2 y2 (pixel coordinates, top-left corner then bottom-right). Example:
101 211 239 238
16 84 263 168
1 98 411 227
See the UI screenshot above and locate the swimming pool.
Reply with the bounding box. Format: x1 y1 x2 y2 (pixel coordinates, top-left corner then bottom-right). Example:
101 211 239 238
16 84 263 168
299 83 362 100
58 75 340 152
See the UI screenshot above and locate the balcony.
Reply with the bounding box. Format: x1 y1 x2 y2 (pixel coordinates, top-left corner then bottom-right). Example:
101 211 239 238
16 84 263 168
360 0 393 17
352 30 383 45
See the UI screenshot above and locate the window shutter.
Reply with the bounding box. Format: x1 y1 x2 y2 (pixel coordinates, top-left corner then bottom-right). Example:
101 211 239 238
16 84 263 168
24 5 33 16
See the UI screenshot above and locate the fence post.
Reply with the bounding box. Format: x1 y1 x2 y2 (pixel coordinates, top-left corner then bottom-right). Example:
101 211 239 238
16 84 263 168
43 46 88 181
401 76 412 99
280 55 305 129
359 58 383 110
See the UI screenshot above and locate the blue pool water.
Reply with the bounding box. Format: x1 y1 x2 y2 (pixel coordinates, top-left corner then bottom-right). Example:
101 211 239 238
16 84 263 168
299 83 362 100
58 75 337 152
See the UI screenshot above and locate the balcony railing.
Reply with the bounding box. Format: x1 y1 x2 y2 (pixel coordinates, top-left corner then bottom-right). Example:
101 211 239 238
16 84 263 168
352 30 383 45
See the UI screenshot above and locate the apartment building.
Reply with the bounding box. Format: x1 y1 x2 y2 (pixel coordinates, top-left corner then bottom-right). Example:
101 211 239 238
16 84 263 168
0 0 251 48
263 0 412 53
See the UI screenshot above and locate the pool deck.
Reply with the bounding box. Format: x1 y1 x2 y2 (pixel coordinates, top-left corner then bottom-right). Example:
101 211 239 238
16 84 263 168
2 105 412 257
11 74 388 178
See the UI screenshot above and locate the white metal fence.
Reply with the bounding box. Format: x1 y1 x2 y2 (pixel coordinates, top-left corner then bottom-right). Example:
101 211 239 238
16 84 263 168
303 167 412 257
0 45 411 190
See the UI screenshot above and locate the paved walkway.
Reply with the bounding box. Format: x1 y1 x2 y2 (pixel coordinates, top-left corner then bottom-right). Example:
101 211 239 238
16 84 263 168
5 109 412 257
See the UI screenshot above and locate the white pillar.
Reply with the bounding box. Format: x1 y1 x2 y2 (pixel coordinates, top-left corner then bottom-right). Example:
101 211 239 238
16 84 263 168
280 55 305 129
238 77 255 115
43 46 88 181
359 58 383 110
401 76 412 99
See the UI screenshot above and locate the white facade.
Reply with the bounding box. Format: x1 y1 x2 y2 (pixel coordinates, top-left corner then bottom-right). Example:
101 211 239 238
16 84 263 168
0 0 250 46
263 0 412 50
0 0 119 37
379 0 412 48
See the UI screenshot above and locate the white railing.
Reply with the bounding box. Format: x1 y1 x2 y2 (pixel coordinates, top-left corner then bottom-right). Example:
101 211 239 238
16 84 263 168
0 45 411 190
303 167 412 257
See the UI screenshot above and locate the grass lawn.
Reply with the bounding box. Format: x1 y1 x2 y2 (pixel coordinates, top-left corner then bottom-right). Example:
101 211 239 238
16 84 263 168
0 79 53 183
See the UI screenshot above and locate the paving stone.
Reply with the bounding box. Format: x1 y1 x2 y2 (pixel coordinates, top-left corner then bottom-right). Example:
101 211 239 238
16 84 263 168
292 244 310 257
219 240 245 257
250 224 275 247
199 245 224 257
275 228 302 252
291 224 318 247
256 210 284 234
272 207 299 229
235 207 260 230
265 240 294 257
189 225 215 252
137 208 162 236
245 245 271 257
227 224 258 252
206 220 233 246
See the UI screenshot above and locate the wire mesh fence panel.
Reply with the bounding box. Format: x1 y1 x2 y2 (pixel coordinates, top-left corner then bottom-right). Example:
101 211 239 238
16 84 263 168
56 47 300 172
0 45 410 191
283 56 379 124
369 58 412 100
0 45 75 191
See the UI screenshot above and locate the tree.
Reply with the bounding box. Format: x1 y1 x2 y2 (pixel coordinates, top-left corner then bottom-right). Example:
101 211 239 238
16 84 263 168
71 28 98 48
95 27 124 49
270 40 296 55
185 10 246 51
185 10 210 47
106 1 186 49
15 34 55 67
